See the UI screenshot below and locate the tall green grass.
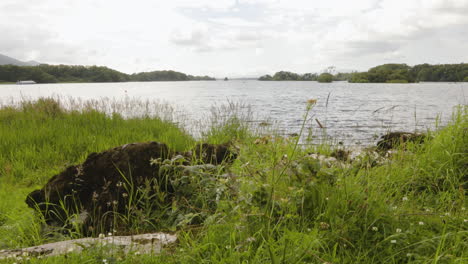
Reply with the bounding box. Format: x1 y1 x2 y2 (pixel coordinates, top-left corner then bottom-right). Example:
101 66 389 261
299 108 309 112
0 98 466 263
0 98 194 248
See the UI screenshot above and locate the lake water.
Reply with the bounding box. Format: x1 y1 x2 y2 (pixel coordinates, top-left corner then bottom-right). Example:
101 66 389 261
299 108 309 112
1 81 467 146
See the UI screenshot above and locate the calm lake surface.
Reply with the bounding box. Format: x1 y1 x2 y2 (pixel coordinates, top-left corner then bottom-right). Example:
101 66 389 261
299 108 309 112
1 81 467 145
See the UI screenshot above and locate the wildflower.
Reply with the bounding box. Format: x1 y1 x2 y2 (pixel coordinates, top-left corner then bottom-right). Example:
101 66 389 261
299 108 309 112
463 219 467 223
92 191 99 201
99 233 105 239
402 196 408 202
116 181 123 187
112 200 118 205
371 226 378 231
392 206 398 210
406 253 412 257
134 251 141 256
307 99 317 105
103 259 108 264
418 221 424 226
106 202 111 207
319 222 330 230
246 237 256 242
325 197 329 201
444 212 450 216
396 228 402 233
390 240 397 244
122 193 128 198
462 207 466 211
108 232 113 236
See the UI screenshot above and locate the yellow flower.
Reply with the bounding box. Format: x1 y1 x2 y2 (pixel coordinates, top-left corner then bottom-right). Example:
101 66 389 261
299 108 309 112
307 99 317 105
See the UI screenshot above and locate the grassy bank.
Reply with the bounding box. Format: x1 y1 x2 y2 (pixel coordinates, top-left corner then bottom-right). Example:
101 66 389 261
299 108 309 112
0 99 466 263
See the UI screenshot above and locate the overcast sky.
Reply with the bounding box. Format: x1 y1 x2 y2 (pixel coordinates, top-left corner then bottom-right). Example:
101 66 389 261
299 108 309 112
1 0 467 77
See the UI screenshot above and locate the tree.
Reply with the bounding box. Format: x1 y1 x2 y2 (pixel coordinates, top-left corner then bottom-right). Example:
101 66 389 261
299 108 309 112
317 73 333 83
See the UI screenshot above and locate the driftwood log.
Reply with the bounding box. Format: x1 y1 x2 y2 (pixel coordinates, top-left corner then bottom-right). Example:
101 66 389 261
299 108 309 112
0 233 177 259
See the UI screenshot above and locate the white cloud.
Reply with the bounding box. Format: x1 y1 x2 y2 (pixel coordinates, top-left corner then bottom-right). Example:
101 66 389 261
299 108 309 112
0 0 467 76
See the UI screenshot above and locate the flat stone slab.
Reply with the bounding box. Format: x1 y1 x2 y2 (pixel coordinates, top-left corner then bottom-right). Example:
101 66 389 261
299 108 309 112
0 232 177 259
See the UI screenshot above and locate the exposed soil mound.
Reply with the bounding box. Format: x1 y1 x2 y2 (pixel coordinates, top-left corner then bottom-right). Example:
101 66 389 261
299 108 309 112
192 143 237 164
26 141 236 234
376 132 427 151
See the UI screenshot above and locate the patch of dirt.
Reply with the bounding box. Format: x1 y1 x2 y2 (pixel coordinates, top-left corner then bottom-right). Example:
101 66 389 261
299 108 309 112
26 141 236 234
376 132 426 151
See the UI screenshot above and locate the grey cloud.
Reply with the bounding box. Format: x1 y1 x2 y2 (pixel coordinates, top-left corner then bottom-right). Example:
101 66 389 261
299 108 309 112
0 23 88 64
170 30 214 52
346 40 401 55
178 1 269 25
235 32 266 42
171 30 207 46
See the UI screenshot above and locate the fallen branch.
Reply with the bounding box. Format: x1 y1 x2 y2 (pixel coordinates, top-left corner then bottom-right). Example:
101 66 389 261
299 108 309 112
0 232 177 259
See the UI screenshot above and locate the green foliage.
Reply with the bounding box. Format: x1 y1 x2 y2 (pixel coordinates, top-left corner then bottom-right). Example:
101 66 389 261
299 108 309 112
202 102 253 144
259 71 351 81
332 72 353 81
272 71 301 81
131 70 215 81
258 71 319 81
0 99 467 263
386 79 408 83
0 64 215 83
350 63 468 83
317 73 333 83
258 74 273 81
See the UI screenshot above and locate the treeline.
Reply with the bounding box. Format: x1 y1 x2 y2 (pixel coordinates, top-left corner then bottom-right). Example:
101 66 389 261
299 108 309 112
258 71 352 82
0 64 215 83
350 63 468 83
131 71 214 82
259 64 468 83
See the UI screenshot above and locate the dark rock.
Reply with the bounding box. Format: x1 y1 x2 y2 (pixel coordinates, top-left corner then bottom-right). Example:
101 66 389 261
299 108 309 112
376 132 426 151
330 149 350 161
26 141 236 234
192 143 237 165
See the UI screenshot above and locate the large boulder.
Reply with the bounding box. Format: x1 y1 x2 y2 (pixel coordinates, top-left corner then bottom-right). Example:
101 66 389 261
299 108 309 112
26 141 236 234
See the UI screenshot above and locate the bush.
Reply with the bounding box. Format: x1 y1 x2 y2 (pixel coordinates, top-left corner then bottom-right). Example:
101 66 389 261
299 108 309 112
317 73 333 83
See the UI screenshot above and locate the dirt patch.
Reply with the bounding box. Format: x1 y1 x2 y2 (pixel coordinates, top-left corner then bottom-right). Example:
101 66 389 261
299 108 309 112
376 132 427 151
26 141 236 234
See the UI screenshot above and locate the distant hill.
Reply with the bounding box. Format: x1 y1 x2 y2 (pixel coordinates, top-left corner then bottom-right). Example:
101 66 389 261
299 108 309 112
0 53 40 66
